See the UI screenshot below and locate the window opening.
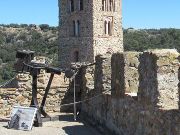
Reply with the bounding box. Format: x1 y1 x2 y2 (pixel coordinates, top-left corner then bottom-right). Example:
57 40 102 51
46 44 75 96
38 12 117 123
70 0 74 12
104 17 113 36
79 0 83 10
73 20 76 36
74 51 79 62
73 20 80 37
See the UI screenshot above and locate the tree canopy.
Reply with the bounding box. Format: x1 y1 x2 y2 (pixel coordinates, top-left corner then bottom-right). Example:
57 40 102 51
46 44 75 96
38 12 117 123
0 24 179 84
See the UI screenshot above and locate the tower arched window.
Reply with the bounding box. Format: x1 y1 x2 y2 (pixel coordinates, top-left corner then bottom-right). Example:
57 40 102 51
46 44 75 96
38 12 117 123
77 20 80 36
102 0 106 11
104 21 108 35
73 20 76 36
73 51 79 62
113 0 115 11
102 0 114 11
108 21 112 35
73 20 80 37
104 17 113 36
109 0 113 11
69 0 74 12
79 0 83 11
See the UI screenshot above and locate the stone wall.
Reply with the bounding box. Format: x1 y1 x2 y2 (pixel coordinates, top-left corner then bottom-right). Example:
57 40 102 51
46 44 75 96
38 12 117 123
1 49 179 135
0 56 74 116
138 49 179 110
0 72 69 116
81 49 180 135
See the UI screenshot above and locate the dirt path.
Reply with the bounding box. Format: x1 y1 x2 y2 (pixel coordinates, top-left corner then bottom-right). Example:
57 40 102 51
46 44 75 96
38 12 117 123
0 114 102 135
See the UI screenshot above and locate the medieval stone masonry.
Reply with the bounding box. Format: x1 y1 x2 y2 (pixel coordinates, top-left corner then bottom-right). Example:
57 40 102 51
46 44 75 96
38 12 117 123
80 49 180 135
0 1 180 135
0 49 179 135
58 0 123 68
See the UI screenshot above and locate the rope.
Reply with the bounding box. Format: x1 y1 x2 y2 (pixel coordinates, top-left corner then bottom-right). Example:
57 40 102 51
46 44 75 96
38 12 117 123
60 88 111 107
26 88 111 108
0 76 16 88
11 62 109 110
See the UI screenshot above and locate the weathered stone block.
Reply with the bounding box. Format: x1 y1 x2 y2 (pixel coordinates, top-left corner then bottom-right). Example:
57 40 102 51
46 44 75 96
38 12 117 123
138 49 179 110
111 53 125 98
94 54 111 94
15 95 26 103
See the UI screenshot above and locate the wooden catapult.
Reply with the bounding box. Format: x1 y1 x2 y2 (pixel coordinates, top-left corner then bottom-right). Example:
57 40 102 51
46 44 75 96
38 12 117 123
14 50 62 127
14 50 95 127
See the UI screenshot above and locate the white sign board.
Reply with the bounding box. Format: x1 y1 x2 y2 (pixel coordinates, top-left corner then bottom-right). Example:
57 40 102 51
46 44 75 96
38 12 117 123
8 106 37 131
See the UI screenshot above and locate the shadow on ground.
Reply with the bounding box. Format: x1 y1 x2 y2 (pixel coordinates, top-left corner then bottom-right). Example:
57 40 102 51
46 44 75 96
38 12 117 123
62 124 101 135
58 114 80 122
59 114 101 135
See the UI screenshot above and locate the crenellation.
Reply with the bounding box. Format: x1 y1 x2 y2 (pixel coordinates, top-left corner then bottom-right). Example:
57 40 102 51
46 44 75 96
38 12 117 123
111 53 125 98
0 49 179 135
138 49 179 110
94 54 111 93
111 52 141 98
80 49 180 135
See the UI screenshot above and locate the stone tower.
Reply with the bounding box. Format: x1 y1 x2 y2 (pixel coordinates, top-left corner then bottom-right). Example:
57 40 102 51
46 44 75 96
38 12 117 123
58 0 123 68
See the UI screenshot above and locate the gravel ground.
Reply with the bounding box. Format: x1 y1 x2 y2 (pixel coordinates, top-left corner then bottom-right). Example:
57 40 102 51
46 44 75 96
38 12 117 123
0 114 102 135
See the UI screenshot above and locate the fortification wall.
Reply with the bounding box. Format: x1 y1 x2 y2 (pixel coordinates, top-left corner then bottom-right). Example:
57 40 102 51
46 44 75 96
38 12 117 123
0 56 76 116
0 49 180 135
0 72 69 116
81 49 180 135
0 55 69 116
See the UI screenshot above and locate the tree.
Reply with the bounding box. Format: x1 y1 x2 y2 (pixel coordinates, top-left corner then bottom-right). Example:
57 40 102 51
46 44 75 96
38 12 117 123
39 24 50 30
